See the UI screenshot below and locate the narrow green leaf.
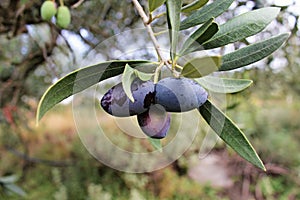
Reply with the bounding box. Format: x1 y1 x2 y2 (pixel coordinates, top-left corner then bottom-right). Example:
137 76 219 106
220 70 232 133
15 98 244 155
180 0 234 30
148 138 162 152
122 65 154 102
195 77 253 93
135 70 154 81
182 56 222 78
122 64 136 102
194 23 219 46
179 18 219 56
149 0 166 12
4 184 26 197
203 7 280 49
166 0 182 61
199 100 265 170
181 0 208 13
220 33 290 71
36 60 153 123
0 175 18 184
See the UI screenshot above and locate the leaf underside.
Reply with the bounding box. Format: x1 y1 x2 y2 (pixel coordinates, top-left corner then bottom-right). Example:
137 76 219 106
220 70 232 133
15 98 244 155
199 100 266 171
122 64 136 102
195 77 253 93
182 56 222 78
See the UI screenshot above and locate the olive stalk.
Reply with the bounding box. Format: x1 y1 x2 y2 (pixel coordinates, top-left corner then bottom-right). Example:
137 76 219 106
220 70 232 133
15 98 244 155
59 0 64 6
132 0 165 61
154 62 164 84
132 0 176 79
151 12 166 22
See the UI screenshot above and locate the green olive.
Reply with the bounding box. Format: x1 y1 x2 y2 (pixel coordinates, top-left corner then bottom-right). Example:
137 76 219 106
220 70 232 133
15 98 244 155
41 1 57 21
56 6 71 29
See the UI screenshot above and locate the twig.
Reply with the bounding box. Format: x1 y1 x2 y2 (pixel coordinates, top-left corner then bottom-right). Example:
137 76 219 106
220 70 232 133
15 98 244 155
154 61 164 83
131 0 181 78
132 0 165 61
59 0 64 6
133 0 174 66
152 12 166 21
71 0 85 9
5 146 75 167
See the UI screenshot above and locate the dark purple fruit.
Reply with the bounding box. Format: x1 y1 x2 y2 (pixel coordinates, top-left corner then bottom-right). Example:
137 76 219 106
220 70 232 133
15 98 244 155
137 104 171 139
155 77 208 112
101 79 155 117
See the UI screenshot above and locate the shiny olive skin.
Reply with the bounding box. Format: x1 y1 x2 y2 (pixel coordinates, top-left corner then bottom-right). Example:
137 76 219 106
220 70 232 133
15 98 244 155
155 77 208 112
137 104 171 139
101 79 155 117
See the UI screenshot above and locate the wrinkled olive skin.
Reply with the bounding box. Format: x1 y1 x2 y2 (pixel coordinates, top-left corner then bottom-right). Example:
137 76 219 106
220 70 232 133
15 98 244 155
155 77 208 112
137 104 170 139
41 1 57 21
101 79 155 117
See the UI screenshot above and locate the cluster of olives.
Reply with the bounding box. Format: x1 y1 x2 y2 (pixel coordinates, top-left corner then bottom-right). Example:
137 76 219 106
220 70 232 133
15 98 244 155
40 0 71 28
101 77 208 139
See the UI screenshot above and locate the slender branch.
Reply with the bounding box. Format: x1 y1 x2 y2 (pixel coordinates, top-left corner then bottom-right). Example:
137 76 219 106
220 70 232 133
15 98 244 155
71 0 85 8
154 62 164 83
132 0 166 62
59 0 64 6
152 12 166 21
132 0 178 79
5 145 75 167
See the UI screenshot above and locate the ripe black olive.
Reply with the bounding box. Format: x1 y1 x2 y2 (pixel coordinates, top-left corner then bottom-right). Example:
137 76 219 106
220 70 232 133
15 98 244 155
137 104 171 139
101 79 155 117
155 77 208 112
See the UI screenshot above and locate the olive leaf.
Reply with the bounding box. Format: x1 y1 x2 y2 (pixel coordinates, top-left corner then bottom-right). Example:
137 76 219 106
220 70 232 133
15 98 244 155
203 7 281 49
0 175 18 184
122 64 154 102
220 33 290 71
182 56 222 78
135 70 154 81
0 175 26 197
181 0 208 13
179 18 218 56
122 64 137 102
148 138 162 152
36 60 153 123
3 184 27 197
149 0 166 12
199 100 266 170
195 77 253 93
166 0 182 61
180 0 234 30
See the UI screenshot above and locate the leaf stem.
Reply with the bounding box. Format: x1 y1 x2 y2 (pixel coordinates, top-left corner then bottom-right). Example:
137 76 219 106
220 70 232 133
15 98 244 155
152 12 166 21
154 62 164 84
71 0 85 8
59 0 64 6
